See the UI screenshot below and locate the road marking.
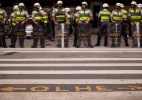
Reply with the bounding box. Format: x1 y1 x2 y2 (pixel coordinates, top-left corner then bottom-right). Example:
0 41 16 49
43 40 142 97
0 79 142 84
0 63 142 67
1 58 142 61
0 70 142 74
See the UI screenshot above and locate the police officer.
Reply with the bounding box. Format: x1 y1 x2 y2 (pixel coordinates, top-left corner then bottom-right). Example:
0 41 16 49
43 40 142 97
9 5 19 48
110 3 124 47
0 3 7 48
73 6 81 47
77 1 93 48
120 3 129 47
31 3 46 48
14 3 29 48
95 3 110 47
52 0 68 47
128 1 142 47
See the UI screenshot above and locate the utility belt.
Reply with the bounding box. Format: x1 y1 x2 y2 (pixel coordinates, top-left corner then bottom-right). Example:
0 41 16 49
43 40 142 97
108 33 121 37
78 33 91 37
56 32 68 37
133 33 142 37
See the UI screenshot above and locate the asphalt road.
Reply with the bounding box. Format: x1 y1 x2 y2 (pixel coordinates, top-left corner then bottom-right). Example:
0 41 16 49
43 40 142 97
0 47 142 100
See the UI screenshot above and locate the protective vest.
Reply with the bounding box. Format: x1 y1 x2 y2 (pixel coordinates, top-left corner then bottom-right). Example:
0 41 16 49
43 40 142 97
79 9 90 21
33 11 43 21
42 12 48 24
15 11 26 22
55 8 66 22
100 10 110 21
74 13 79 23
122 9 128 20
11 12 16 26
129 8 141 24
0 9 4 22
112 10 123 22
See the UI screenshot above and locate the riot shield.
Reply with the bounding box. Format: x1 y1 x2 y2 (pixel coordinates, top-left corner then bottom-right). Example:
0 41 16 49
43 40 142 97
132 23 142 48
55 23 69 48
108 23 121 47
14 24 26 36
77 23 91 48
32 24 45 36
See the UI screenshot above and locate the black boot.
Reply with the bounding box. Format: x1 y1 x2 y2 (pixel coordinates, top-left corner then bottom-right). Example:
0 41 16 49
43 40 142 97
9 45 15 48
125 40 129 47
95 37 101 46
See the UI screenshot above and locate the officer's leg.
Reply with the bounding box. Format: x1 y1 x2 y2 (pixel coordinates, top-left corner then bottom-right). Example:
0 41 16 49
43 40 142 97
95 23 104 46
0 39 3 47
131 25 137 47
40 36 45 48
9 27 16 48
19 36 24 48
31 36 38 48
87 24 93 48
2 35 7 48
123 22 129 47
73 26 78 47
55 24 61 47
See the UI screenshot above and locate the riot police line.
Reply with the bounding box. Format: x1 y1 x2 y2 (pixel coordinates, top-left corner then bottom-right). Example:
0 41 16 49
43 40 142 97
0 1 142 48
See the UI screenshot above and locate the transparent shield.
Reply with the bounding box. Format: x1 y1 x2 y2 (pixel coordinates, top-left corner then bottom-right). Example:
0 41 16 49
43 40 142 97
32 24 45 36
108 23 121 48
55 23 69 48
77 23 91 48
132 24 142 48
14 24 26 36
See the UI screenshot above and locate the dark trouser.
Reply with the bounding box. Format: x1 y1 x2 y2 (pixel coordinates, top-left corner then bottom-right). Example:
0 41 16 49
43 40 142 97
45 22 52 39
32 36 45 47
0 24 7 47
96 22 109 45
51 20 55 38
14 23 26 48
69 24 73 36
32 22 46 47
73 25 78 46
121 21 129 45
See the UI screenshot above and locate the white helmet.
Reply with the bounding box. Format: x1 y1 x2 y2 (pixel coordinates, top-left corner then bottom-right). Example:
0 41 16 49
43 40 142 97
116 3 121 7
76 6 81 10
65 8 70 12
120 3 124 8
13 5 19 11
19 3 25 7
57 1 63 5
82 2 88 6
103 3 109 7
137 4 142 8
34 3 40 7
131 1 137 6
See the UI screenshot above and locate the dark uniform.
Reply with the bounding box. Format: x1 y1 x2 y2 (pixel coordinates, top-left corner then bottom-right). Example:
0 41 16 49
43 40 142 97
0 8 7 48
121 9 129 46
95 9 110 46
31 10 46 48
9 11 17 48
52 7 68 47
73 12 79 47
128 7 142 47
77 9 93 48
110 9 124 47
14 10 29 48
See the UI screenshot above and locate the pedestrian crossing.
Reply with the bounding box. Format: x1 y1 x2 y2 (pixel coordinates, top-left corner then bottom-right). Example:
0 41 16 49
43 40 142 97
0 56 142 85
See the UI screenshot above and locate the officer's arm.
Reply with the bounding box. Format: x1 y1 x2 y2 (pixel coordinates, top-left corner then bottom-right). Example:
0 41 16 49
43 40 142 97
39 10 45 16
2 10 8 24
